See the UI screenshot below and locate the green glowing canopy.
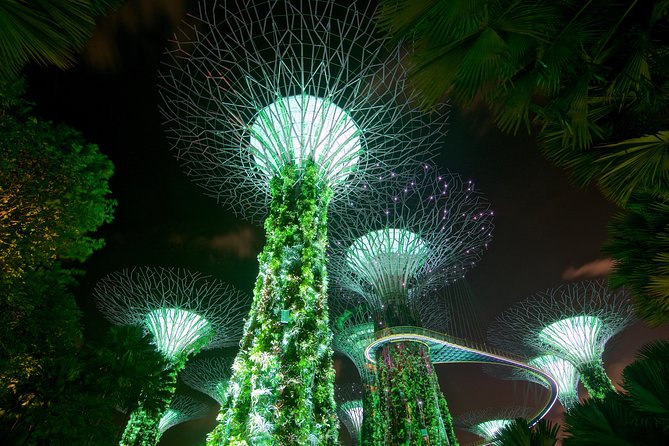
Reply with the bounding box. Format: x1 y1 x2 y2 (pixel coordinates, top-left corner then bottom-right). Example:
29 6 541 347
249 95 362 184
345 228 429 299
144 308 212 361
475 419 513 440
538 315 603 364
529 355 580 410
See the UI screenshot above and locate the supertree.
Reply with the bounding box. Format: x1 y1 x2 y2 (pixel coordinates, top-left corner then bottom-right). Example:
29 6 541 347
529 355 580 412
328 165 494 445
335 384 364 446
180 351 237 406
484 354 581 413
456 407 532 443
490 280 635 400
159 0 443 443
330 299 378 445
157 394 211 438
94 267 248 446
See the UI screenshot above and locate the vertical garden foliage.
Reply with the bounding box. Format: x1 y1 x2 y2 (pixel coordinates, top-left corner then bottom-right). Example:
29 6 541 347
361 382 382 446
120 358 186 446
578 360 616 400
209 161 337 445
375 342 458 446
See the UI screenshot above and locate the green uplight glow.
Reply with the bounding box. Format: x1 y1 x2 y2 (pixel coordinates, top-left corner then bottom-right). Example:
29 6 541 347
529 355 580 411
250 95 362 183
144 308 212 361
157 409 180 434
475 419 512 440
339 400 363 443
538 315 603 364
346 229 429 298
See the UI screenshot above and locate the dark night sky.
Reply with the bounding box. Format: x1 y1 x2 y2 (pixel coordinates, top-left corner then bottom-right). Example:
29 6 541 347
23 1 669 444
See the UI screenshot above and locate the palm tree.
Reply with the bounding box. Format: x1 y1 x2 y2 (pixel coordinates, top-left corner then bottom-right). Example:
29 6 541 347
604 193 669 326
0 0 120 81
491 418 560 446
563 341 669 445
376 0 669 325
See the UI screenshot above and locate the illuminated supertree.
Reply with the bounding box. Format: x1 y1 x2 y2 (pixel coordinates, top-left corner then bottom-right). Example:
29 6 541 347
330 299 378 445
335 384 364 446
180 352 237 406
529 355 580 412
157 394 211 438
159 0 443 443
484 353 581 413
457 407 532 443
490 280 635 400
94 267 248 446
329 165 494 445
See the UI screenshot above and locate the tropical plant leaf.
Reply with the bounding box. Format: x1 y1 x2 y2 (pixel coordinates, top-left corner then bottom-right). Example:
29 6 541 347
622 341 669 420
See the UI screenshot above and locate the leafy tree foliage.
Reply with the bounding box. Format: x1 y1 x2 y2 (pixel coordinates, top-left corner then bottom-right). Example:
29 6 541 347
0 0 121 81
0 79 115 279
0 80 123 444
563 341 669 445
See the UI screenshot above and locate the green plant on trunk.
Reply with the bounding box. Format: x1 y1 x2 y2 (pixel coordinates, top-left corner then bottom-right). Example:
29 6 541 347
209 161 337 445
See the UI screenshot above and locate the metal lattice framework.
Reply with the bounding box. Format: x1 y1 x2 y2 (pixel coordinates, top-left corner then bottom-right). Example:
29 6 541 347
159 0 444 223
335 384 364 446
329 165 494 324
490 280 634 366
180 352 237 405
489 279 635 399
94 267 249 362
457 407 533 442
330 299 377 385
157 394 211 435
529 355 580 411
483 351 581 413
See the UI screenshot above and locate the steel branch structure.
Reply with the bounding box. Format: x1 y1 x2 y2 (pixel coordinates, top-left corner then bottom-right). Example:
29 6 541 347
159 0 442 223
490 280 635 400
331 300 377 386
327 165 493 445
329 165 493 328
335 384 364 446
94 267 248 446
159 1 446 443
456 407 533 442
95 267 247 362
181 352 237 405
158 394 211 436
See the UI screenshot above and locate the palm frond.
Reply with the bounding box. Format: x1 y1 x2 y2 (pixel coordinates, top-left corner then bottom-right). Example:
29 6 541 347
594 131 669 206
0 0 121 81
622 340 669 421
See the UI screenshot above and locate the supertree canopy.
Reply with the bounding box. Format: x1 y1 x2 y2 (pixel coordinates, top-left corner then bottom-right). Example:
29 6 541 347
94 267 248 446
157 394 211 437
328 166 494 446
330 165 493 328
457 407 532 442
490 280 635 400
159 0 444 444
180 352 237 406
484 352 581 414
335 384 364 446
529 355 580 412
330 300 378 445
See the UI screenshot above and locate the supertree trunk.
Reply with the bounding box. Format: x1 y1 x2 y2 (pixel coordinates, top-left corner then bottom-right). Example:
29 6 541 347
579 359 616 400
120 360 184 446
209 161 337 445
375 342 457 446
